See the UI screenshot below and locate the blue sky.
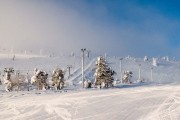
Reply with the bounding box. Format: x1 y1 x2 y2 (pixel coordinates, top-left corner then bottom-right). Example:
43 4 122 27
0 0 180 58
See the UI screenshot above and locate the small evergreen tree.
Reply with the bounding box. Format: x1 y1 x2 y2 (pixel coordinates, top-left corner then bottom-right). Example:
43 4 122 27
94 56 115 88
152 58 158 66
31 69 49 90
52 68 65 90
122 71 133 83
166 56 169 61
144 56 148 62
84 79 92 88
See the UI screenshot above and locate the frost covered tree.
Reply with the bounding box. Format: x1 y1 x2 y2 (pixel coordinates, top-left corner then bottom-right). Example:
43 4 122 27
152 58 158 66
3 68 15 91
31 68 49 90
122 71 133 84
144 56 148 62
84 79 92 88
3 68 26 92
166 56 169 61
52 68 65 90
94 56 115 88
162 56 169 61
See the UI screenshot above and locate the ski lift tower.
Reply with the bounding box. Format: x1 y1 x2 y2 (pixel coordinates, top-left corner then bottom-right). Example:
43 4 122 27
151 67 153 82
138 64 141 82
81 48 86 88
120 58 123 84
67 65 72 78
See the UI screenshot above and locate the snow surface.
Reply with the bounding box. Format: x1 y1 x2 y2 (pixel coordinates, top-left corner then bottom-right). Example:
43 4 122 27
1 85 180 120
1 54 180 120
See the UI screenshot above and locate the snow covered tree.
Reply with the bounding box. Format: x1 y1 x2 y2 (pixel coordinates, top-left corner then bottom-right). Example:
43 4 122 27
84 79 92 88
152 58 158 66
144 56 148 62
71 52 75 57
162 56 169 61
166 56 169 61
3 68 15 91
3 68 26 92
94 56 115 88
52 68 65 90
31 68 49 90
122 71 133 84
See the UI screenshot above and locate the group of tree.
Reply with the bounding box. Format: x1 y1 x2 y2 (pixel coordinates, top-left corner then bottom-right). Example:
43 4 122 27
2 56 118 91
31 68 66 90
2 67 65 92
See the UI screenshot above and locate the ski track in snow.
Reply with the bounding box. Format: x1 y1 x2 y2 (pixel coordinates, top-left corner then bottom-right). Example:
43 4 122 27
0 85 180 120
143 86 180 120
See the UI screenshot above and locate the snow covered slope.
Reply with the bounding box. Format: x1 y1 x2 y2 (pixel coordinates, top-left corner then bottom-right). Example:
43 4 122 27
1 85 180 120
108 57 180 84
1 54 180 120
1 54 180 85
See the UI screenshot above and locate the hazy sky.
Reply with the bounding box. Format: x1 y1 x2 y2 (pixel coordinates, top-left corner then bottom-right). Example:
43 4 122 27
0 0 180 58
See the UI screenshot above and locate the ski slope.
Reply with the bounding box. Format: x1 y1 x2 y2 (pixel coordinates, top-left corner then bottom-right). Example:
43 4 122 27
0 85 180 120
1 54 180 120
